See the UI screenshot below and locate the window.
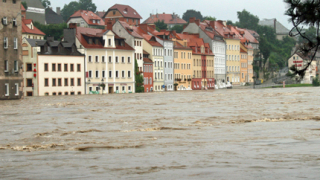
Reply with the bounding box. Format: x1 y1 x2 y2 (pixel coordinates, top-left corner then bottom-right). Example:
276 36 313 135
109 71 112 78
78 92 81 95
89 87 93 91
108 39 112 46
115 56 119 63
5 83 9 96
102 56 105 63
52 92 57 96
13 18 16 26
116 71 119 78
95 70 99 78
15 83 19 96
128 71 131 78
95 56 99 62
26 79 32 87
122 56 125 63
88 56 92 62
44 78 49 87
122 71 125 78
65 92 69 95
52 63 56 71
4 37 8 49
102 70 105 78
26 63 32 72
58 78 62 86
64 64 68 72
13 37 18 49
44 63 48 71
89 70 92 78
109 56 112 63
69 64 74 72
14 60 18 72
2 17 7 25
58 64 61 71
122 86 125 92
77 64 81 72
70 78 74 86
128 57 131 63
128 86 131 91
77 78 81 86
64 78 68 86
52 78 56 86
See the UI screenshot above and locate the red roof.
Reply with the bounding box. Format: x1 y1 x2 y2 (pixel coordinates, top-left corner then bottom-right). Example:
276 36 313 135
143 58 153 63
75 27 134 50
235 27 259 44
21 4 26 11
95 11 106 18
134 25 163 47
22 19 45 36
206 20 240 40
69 10 105 26
118 20 143 39
240 48 247 53
174 33 214 56
105 4 142 19
143 13 187 25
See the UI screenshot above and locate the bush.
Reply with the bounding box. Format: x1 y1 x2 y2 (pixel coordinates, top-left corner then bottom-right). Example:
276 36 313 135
312 75 320 86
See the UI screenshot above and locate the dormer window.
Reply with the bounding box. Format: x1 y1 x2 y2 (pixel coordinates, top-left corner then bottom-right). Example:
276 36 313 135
93 20 96 23
108 39 111 46
95 39 99 44
97 20 100 24
2 17 7 25
89 38 93 44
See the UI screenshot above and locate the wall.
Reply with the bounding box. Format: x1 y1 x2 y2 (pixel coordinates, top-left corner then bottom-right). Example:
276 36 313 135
22 39 38 96
163 40 174 91
174 48 193 90
225 39 241 84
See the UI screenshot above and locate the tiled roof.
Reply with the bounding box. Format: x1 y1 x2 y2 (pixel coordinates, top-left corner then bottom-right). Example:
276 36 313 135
143 58 153 63
25 38 45 47
175 33 214 56
75 27 134 50
95 11 106 18
143 50 149 55
22 19 46 36
21 4 26 11
134 26 163 47
259 18 289 35
240 48 247 53
143 13 187 25
69 10 105 26
45 8 64 24
235 27 259 44
105 4 142 19
174 41 192 50
118 20 143 39
208 20 240 40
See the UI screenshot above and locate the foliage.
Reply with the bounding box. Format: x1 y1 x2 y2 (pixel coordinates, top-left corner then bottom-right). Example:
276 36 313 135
284 0 320 78
298 26 317 44
236 9 259 30
171 24 184 33
182 10 203 22
33 22 67 40
135 60 144 93
40 0 51 8
204 16 216 21
61 0 97 22
312 75 320 86
226 20 233 25
21 2 28 10
154 20 167 30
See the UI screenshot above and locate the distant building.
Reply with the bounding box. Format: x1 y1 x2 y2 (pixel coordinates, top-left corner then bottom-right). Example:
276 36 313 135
259 18 290 40
22 0 46 24
143 13 187 29
67 10 105 29
288 52 317 84
0 0 23 100
95 11 106 18
22 19 45 40
45 7 64 24
143 51 154 92
102 4 142 26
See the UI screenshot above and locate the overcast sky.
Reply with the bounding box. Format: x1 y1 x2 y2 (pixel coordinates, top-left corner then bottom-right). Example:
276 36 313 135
51 0 293 30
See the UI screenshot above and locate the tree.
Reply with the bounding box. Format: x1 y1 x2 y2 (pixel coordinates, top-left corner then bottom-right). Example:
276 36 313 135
284 0 320 78
298 26 317 44
171 24 184 33
135 60 144 93
226 20 234 25
21 2 28 10
61 1 80 22
182 10 203 22
236 9 259 30
78 0 96 12
204 16 216 21
33 22 67 40
155 20 167 31
40 0 51 8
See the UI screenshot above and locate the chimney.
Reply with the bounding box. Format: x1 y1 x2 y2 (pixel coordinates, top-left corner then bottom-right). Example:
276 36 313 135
156 13 158 18
56 7 61 15
106 20 113 30
189 17 196 23
64 28 76 44
195 19 200 26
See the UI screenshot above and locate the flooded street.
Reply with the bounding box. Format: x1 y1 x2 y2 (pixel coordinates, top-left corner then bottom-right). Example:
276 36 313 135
1 88 320 179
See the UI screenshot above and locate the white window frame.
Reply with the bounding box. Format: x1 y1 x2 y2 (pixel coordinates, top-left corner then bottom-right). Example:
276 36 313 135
121 56 125 63
115 56 119 63
122 86 126 92
14 60 18 72
5 83 9 96
2 17 7 25
108 56 112 63
128 86 131 91
102 70 105 78
13 18 17 26
4 37 8 49
122 70 125 78
116 71 119 78
15 83 19 96
14 37 18 49
102 56 105 63
95 55 99 62
109 70 112 78
88 70 92 78
128 56 131 63
128 71 131 78
95 70 99 78
88 55 92 62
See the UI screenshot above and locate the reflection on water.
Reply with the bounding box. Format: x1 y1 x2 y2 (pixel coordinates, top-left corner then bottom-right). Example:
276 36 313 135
1 88 320 179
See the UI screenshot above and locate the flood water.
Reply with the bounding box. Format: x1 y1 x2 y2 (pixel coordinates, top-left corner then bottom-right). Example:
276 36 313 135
1 88 320 179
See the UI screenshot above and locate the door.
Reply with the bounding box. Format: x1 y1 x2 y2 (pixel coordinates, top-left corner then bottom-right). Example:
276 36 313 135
26 92 33 96
109 86 113 94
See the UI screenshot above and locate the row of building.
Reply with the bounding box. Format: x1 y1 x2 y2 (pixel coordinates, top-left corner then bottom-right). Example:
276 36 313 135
1 1 260 99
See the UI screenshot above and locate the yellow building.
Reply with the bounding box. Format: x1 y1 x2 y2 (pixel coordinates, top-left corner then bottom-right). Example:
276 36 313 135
240 46 248 83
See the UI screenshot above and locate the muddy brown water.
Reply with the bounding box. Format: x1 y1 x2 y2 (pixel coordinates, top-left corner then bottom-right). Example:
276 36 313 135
0 88 320 179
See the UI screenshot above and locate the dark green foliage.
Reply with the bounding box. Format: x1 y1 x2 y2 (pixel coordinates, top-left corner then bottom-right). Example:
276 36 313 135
171 24 184 33
236 9 259 30
135 60 144 93
78 0 97 12
40 0 51 8
182 10 203 22
155 20 167 30
61 0 97 22
33 22 67 40
204 16 216 21
298 26 317 44
312 75 320 86
21 2 28 10
226 20 233 25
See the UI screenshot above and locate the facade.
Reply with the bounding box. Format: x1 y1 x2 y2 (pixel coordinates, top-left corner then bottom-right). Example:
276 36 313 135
70 24 135 94
67 10 105 29
22 19 45 40
102 4 142 26
240 47 248 83
1 0 23 100
259 18 290 40
143 51 153 92
143 13 187 29
288 52 317 84
183 18 226 84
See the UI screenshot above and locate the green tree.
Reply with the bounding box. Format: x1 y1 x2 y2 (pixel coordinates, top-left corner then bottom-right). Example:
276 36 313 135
226 20 234 25
171 24 184 33
61 1 80 22
236 9 259 30
135 60 144 93
21 2 28 10
204 16 216 21
40 0 51 8
155 20 167 31
298 26 317 44
33 22 67 40
78 0 97 12
182 9 203 22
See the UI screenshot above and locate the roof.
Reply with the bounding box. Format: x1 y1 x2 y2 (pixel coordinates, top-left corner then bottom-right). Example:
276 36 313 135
143 58 153 63
22 0 44 9
69 10 105 26
173 41 192 50
25 38 45 47
207 20 240 40
75 27 134 50
118 20 143 39
259 18 289 35
199 21 224 42
143 13 187 25
143 50 149 55
21 4 26 11
174 33 214 56
240 48 247 53
104 4 142 19
45 8 64 24
22 19 46 36
134 25 163 47
95 11 106 18
235 27 259 44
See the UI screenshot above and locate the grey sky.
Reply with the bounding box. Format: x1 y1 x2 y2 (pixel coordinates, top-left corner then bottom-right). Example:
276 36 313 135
51 0 293 30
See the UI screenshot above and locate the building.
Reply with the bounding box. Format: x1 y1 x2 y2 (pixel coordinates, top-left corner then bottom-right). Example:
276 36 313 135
259 18 290 40
67 10 105 29
143 50 153 92
45 7 64 24
102 4 142 26
183 18 226 84
143 13 187 29
288 52 317 84
22 19 45 40
1 0 23 100
22 0 46 24
69 23 136 94
240 46 248 83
